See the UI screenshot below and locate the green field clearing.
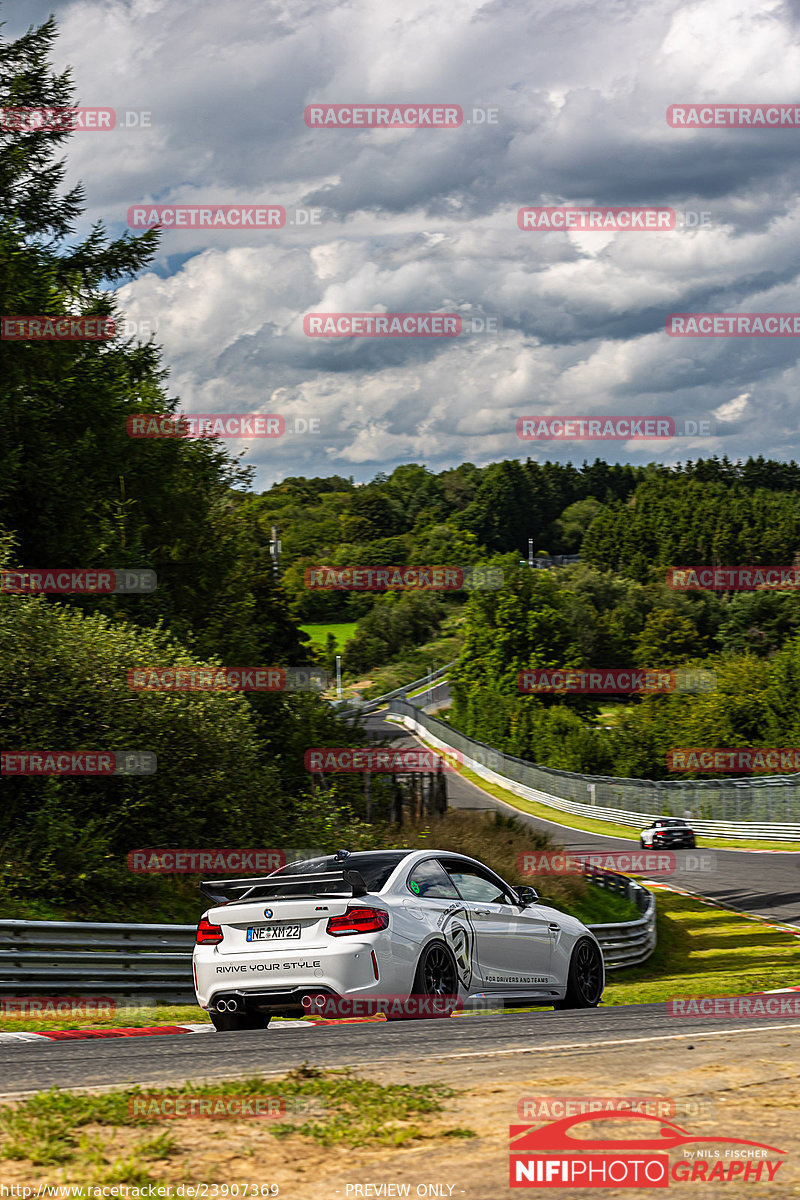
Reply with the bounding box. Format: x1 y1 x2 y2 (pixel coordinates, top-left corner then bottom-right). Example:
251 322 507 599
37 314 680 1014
299 622 357 651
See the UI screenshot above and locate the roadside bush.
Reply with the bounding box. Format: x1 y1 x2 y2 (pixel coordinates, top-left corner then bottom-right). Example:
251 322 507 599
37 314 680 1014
0 593 284 906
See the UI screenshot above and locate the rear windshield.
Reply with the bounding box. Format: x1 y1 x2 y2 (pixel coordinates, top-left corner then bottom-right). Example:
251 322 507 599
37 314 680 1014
659 819 687 826
273 851 411 893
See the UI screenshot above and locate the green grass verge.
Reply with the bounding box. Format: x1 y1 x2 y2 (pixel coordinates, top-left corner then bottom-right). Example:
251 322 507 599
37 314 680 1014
406 677 446 699
0 1067 474 1181
602 887 800 1006
298 621 357 651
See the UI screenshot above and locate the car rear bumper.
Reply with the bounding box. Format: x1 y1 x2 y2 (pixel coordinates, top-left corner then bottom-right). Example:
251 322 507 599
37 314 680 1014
194 938 399 1010
210 985 341 1017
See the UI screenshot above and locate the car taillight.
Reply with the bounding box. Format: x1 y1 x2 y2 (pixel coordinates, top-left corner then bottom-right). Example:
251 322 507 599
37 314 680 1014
326 907 389 936
196 917 223 945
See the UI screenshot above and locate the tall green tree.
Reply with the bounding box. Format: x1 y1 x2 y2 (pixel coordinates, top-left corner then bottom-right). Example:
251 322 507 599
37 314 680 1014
0 15 303 665
457 460 536 553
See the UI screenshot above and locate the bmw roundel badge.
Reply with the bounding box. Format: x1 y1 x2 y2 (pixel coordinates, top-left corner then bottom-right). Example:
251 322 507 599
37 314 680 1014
264 908 273 918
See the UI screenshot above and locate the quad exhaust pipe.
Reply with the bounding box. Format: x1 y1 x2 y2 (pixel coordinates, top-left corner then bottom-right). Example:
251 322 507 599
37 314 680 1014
215 995 243 1013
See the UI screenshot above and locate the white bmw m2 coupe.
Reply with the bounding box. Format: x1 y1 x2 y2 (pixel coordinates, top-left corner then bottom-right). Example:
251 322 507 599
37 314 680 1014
193 849 604 1030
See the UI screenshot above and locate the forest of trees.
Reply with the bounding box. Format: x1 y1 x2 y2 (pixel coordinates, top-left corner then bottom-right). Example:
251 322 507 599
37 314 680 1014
258 456 800 611
583 476 800 579
447 558 800 778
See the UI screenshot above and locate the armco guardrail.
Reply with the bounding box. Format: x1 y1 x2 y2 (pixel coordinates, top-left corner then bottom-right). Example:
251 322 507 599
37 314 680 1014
525 554 581 569
0 874 653 999
390 700 800 840
408 680 451 712
0 919 196 1003
335 661 455 719
583 867 656 969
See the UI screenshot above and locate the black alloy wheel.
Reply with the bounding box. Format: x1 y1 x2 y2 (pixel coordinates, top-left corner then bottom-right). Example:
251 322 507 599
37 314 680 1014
385 941 460 1020
554 937 604 1009
420 941 459 996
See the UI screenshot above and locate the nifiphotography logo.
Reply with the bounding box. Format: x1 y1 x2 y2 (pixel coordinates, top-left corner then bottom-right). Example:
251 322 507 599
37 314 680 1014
509 1111 786 1187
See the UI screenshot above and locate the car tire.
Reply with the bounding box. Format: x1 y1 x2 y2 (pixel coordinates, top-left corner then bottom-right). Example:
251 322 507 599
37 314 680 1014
639 837 646 848
553 937 604 1009
387 940 459 1021
687 838 696 849
210 1010 271 1032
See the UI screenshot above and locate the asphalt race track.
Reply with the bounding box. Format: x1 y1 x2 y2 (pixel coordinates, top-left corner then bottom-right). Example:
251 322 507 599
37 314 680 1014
2 1004 797 1097
364 711 800 927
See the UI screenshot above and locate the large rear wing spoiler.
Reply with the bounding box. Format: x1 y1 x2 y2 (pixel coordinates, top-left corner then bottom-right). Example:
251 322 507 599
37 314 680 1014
199 869 369 905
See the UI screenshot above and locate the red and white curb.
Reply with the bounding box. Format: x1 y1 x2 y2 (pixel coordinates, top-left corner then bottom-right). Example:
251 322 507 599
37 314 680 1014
0 1022 215 1043
0 1016 397 1043
0 1019 318 1043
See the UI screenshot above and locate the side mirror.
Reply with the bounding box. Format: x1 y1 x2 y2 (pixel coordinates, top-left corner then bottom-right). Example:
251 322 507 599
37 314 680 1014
517 886 538 907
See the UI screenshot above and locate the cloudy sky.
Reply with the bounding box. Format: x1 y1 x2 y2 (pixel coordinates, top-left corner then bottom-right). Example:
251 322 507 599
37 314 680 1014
5 0 800 487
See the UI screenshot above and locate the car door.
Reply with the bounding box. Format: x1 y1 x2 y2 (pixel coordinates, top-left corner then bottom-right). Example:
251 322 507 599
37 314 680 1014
442 860 553 990
403 857 478 992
